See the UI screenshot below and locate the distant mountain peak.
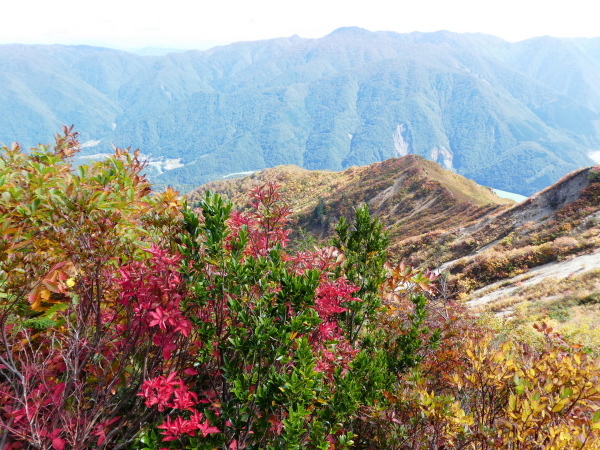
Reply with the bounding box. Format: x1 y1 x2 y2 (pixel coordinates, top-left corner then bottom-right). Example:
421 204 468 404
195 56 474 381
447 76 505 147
327 26 373 37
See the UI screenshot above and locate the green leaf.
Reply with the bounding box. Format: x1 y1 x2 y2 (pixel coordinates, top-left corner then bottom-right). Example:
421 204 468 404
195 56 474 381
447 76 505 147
559 387 573 399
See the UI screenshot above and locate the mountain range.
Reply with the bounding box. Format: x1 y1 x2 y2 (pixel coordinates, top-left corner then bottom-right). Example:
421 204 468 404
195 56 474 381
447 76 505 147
2 28 600 194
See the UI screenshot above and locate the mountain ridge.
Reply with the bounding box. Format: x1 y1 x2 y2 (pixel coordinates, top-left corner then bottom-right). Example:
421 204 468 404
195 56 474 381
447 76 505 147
188 155 513 242
189 155 600 335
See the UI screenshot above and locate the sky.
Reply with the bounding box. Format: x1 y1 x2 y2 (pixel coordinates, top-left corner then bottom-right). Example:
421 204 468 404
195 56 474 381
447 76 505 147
1 0 598 50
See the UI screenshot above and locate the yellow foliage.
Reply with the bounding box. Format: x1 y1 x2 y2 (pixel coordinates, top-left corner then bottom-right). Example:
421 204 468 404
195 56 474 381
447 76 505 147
436 330 600 449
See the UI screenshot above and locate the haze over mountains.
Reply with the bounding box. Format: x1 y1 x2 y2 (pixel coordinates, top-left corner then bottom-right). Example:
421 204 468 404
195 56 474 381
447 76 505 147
1 28 600 195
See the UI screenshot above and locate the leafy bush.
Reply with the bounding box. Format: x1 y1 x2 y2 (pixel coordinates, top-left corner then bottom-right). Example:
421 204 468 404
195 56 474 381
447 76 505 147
3 129 600 449
0 128 185 449
134 187 440 449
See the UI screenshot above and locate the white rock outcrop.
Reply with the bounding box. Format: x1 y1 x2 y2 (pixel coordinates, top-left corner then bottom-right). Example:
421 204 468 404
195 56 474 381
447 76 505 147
430 146 454 171
393 124 410 157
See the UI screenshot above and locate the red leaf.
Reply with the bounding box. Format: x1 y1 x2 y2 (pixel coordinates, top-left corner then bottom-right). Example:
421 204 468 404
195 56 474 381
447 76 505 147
183 367 198 376
52 437 66 450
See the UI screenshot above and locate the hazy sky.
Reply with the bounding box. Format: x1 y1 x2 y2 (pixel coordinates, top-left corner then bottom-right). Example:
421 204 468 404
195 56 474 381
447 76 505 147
1 0 598 50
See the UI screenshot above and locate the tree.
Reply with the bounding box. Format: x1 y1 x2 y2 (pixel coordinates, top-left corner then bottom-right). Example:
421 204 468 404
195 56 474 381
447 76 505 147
331 205 389 344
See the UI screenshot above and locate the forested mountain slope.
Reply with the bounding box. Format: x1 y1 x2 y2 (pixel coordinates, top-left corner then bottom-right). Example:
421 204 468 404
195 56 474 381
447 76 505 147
2 29 600 194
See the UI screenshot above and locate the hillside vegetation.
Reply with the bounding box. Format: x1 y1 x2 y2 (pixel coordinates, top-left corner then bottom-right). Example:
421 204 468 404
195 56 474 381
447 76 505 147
2 30 600 194
191 155 513 243
194 156 600 347
4 131 600 448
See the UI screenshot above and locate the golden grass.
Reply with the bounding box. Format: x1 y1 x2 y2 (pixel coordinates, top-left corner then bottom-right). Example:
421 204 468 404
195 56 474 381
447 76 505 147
188 156 511 247
471 268 600 350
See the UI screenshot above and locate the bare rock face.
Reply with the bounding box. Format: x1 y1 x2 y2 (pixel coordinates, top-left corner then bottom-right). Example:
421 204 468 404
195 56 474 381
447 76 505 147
393 124 410 157
430 146 454 172
491 167 592 229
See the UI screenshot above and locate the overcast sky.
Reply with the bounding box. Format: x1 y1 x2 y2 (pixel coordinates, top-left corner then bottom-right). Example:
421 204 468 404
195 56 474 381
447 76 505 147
1 0 598 50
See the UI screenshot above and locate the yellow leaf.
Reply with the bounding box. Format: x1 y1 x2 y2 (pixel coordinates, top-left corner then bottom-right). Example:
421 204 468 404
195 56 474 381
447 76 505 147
552 399 568 413
508 394 516 412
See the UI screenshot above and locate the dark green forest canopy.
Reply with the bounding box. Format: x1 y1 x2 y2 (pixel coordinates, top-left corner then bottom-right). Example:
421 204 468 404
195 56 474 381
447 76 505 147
1 30 599 195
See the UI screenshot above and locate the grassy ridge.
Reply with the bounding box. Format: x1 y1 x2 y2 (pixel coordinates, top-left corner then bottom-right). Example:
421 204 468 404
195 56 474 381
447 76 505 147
189 155 512 244
192 158 600 345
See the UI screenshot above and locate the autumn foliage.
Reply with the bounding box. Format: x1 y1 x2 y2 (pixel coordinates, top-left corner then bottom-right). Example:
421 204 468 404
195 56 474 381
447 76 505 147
2 129 600 449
